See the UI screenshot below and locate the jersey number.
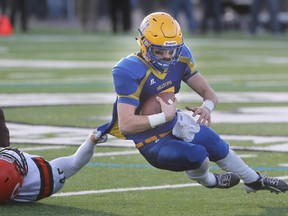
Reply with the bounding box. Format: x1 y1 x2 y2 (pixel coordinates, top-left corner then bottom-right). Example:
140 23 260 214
58 168 66 184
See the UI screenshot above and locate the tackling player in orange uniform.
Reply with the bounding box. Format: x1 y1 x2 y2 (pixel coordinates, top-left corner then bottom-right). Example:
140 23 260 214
0 130 107 204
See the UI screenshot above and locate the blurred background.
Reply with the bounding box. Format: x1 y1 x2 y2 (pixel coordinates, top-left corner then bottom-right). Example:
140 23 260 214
0 0 288 36
1 3 288 215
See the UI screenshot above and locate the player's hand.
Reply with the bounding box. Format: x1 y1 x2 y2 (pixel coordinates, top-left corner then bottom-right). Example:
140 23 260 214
89 130 108 144
156 96 177 122
185 105 212 127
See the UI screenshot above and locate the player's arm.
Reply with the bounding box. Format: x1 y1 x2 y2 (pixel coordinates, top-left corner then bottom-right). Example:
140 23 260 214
117 97 177 135
117 103 151 134
185 73 218 127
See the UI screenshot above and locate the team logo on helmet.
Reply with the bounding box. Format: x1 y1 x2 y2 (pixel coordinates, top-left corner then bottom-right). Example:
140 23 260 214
163 41 177 46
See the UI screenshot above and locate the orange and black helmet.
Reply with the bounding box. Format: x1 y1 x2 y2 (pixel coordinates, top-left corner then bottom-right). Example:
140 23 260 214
0 148 28 204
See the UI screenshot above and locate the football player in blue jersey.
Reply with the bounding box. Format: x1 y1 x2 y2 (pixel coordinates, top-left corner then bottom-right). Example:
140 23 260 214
97 12 288 193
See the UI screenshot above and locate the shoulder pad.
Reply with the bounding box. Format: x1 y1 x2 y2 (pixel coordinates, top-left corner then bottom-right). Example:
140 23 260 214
114 54 149 79
180 44 195 63
112 54 149 96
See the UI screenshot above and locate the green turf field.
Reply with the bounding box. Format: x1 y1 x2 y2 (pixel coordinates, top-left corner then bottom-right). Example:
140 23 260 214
1 29 288 216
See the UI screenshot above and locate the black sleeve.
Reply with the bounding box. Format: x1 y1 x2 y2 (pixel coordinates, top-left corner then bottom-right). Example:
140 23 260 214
0 108 10 147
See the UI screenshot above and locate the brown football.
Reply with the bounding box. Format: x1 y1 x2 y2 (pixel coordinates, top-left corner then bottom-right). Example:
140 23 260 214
140 92 176 115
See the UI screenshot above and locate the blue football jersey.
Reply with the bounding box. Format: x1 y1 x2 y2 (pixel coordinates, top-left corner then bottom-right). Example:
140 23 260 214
100 45 198 142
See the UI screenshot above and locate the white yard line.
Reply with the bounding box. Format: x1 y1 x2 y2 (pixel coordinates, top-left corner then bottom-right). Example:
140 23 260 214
19 146 67 151
7 122 288 149
0 59 116 68
93 150 139 157
53 176 288 197
1 92 288 107
2 92 288 150
53 183 201 197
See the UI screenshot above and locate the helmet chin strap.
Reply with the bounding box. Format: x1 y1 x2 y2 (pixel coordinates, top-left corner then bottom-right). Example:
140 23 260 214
149 59 170 72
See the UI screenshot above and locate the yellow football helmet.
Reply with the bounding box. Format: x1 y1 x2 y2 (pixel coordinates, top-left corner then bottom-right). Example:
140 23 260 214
137 12 183 71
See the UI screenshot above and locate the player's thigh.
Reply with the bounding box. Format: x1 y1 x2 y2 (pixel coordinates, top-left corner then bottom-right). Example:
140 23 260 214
158 138 208 170
193 125 229 161
140 136 208 171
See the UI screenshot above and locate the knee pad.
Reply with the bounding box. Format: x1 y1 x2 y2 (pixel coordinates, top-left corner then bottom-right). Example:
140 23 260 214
184 144 208 170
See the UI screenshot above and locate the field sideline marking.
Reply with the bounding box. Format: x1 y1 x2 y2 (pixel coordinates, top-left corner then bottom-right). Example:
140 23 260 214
53 176 288 197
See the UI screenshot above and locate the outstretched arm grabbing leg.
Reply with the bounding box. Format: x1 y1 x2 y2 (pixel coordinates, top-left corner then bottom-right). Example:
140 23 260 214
50 130 107 179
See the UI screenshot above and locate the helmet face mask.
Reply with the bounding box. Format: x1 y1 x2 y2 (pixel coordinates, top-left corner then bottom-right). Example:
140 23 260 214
137 12 183 71
148 43 182 71
0 148 28 204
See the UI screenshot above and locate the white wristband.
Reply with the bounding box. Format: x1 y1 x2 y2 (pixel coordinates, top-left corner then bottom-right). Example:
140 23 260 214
148 112 166 128
202 100 215 112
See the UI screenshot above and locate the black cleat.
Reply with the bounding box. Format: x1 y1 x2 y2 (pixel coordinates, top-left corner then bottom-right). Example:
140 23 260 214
211 172 240 189
244 173 288 194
